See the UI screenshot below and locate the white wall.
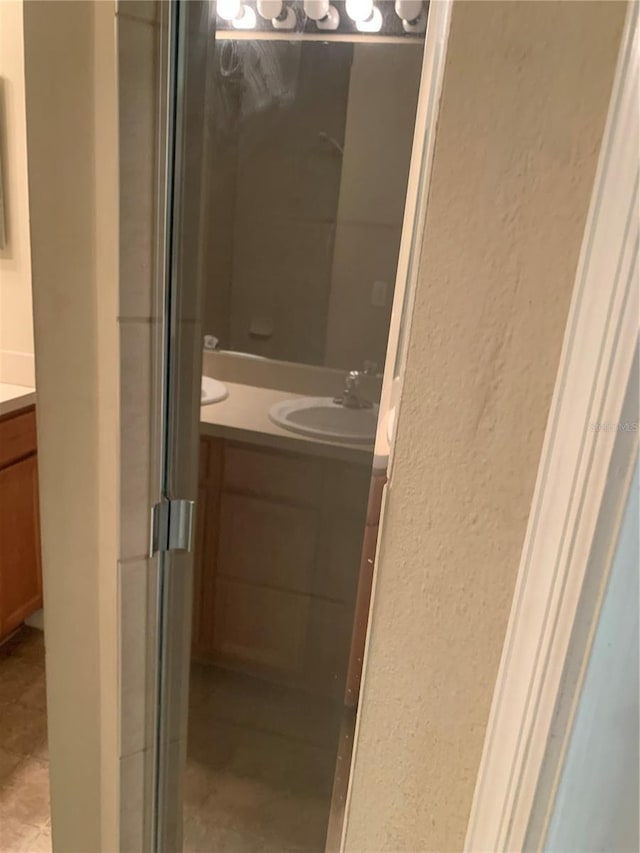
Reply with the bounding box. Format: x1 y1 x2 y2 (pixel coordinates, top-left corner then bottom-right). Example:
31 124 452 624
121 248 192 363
0 0 35 386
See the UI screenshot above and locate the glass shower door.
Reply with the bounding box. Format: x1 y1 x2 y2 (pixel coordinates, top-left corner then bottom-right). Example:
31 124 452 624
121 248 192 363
152 1 211 850
152 2 426 850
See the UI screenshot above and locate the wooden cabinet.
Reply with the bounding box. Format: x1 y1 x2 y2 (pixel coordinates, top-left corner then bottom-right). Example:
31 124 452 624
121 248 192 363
192 435 371 698
0 406 42 641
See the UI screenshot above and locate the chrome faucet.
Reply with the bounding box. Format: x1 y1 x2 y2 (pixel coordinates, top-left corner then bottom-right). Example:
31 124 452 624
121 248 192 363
334 370 373 409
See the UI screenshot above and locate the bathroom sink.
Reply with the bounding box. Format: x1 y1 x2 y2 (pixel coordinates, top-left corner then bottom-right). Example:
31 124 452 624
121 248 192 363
269 397 378 444
201 376 228 405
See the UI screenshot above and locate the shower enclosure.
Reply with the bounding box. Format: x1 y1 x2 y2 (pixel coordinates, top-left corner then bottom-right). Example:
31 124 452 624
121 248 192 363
147 2 429 849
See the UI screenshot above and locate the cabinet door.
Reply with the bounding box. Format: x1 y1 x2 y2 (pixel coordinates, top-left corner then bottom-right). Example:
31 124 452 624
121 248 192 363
218 493 318 593
0 454 42 638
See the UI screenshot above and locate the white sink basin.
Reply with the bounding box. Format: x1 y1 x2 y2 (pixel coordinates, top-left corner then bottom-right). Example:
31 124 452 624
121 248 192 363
201 376 228 405
269 397 378 444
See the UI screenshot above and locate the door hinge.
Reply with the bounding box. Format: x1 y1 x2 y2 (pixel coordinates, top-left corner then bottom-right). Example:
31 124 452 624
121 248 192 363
150 499 195 556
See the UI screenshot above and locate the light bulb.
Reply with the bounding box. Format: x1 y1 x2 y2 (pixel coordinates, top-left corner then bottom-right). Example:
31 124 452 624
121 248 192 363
304 0 329 21
217 0 242 20
394 0 422 23
356 4 382 31
314 3 339 29
272 6 296 28
346 0 374 22
256 0 283 19
233 4 257 28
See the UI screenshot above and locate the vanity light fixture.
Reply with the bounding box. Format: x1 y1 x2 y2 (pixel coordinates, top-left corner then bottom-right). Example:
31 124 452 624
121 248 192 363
394 0 424 32
346 0 383 33
272 8 296 29
217 0 242 21
233 4 257 27
345 0 373 22
217 0 256 27
355 5 382 32
303 0 327 19
215 0 427 38
258 0 297 28
256 0 283 17
303 0 339 29
345 0 382 32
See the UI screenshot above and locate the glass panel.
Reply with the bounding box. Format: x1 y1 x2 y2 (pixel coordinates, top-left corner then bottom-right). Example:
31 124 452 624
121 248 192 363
157 2 426 849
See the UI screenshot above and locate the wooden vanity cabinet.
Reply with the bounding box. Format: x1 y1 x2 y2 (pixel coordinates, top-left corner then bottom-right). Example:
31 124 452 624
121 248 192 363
0 406 42 641
192 435 371 698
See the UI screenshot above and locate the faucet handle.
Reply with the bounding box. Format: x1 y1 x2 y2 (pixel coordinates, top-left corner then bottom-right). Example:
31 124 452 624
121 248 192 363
335 370 372 409
345 370 361 392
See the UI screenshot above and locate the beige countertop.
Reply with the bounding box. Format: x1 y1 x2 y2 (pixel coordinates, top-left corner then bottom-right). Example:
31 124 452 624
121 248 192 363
0 384 36 419
200 381 376 464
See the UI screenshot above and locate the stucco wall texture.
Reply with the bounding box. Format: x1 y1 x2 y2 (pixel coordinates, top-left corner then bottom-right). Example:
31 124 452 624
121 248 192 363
343 2 627 851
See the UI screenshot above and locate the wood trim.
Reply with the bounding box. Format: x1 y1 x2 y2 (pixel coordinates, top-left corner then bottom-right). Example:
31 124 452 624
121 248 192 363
464 7 639 850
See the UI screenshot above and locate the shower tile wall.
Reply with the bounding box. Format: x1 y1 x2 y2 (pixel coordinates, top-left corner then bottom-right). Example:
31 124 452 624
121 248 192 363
117 1 161 849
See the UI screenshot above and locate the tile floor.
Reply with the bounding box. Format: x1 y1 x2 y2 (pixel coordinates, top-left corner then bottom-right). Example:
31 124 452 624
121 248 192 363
184 663 342 852
0 632 341 853
0 627 50 853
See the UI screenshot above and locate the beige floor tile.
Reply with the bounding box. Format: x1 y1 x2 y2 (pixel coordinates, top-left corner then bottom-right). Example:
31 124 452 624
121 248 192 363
0 629 50 852
183 814 258 853
0 663 41 707
24 828 51 853
229 728 336 798
0 706 47 758
257 793 328 851
0 751 22 788
194 771 280 835
0 758 50 831
0 814 42 853
15 678 47 713
7 630 45 665
185 664 338 851
183 761 221 810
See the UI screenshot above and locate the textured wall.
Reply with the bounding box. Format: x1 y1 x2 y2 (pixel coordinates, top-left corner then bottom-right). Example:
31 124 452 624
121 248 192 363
343 2 627 851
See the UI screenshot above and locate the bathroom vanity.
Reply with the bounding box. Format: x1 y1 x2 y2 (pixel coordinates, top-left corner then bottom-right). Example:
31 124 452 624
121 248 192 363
0 398 42 641
192 358 383 700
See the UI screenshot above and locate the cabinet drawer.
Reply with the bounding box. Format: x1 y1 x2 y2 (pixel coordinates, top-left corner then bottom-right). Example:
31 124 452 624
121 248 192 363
224 444 323 505
0 408 37 469
218 493 318 594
